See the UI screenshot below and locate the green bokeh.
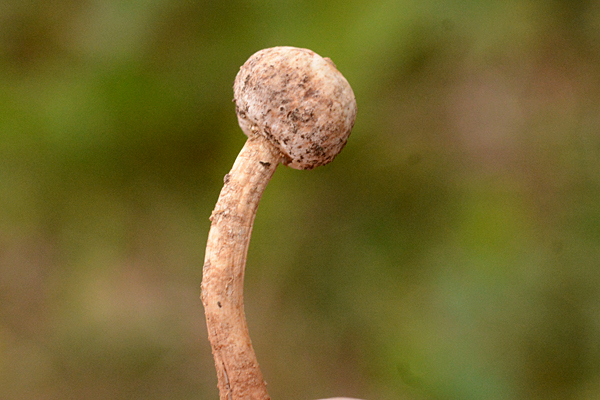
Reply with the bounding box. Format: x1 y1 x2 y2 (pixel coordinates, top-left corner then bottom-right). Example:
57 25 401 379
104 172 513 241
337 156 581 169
2 0 600 399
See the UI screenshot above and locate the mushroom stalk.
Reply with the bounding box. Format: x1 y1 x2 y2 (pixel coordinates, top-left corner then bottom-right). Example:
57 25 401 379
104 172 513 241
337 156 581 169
202 136 283 400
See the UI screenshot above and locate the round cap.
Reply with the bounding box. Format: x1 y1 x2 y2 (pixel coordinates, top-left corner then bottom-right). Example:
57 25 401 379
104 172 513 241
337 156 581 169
234 46 357 170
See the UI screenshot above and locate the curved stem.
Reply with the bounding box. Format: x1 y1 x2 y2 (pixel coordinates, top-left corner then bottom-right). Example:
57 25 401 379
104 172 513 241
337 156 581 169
202 135 283 400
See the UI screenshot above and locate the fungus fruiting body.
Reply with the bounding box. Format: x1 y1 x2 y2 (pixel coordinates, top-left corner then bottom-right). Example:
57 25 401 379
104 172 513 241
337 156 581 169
202 46 357 400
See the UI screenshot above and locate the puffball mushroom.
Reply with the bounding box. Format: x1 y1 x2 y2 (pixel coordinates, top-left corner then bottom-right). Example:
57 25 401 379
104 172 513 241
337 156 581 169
201 47 358 400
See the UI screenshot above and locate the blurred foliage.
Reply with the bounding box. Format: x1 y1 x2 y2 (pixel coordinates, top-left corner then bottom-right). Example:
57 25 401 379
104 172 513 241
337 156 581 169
2 0 600 399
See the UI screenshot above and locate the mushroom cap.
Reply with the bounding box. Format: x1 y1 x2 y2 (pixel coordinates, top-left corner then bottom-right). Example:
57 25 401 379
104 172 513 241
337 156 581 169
233 46 357 170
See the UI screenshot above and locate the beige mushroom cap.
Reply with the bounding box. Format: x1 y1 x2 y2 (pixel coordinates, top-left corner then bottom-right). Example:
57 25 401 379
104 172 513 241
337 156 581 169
234 46 357 170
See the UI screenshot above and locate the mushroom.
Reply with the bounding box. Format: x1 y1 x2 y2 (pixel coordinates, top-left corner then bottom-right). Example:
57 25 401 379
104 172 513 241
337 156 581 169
201 47 358 400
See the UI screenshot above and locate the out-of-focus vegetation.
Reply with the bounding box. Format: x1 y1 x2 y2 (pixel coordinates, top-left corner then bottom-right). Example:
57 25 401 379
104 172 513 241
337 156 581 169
2 0 600 399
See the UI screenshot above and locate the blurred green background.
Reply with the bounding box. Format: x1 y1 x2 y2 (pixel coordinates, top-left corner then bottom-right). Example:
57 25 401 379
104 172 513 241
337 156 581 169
2 0 600 399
